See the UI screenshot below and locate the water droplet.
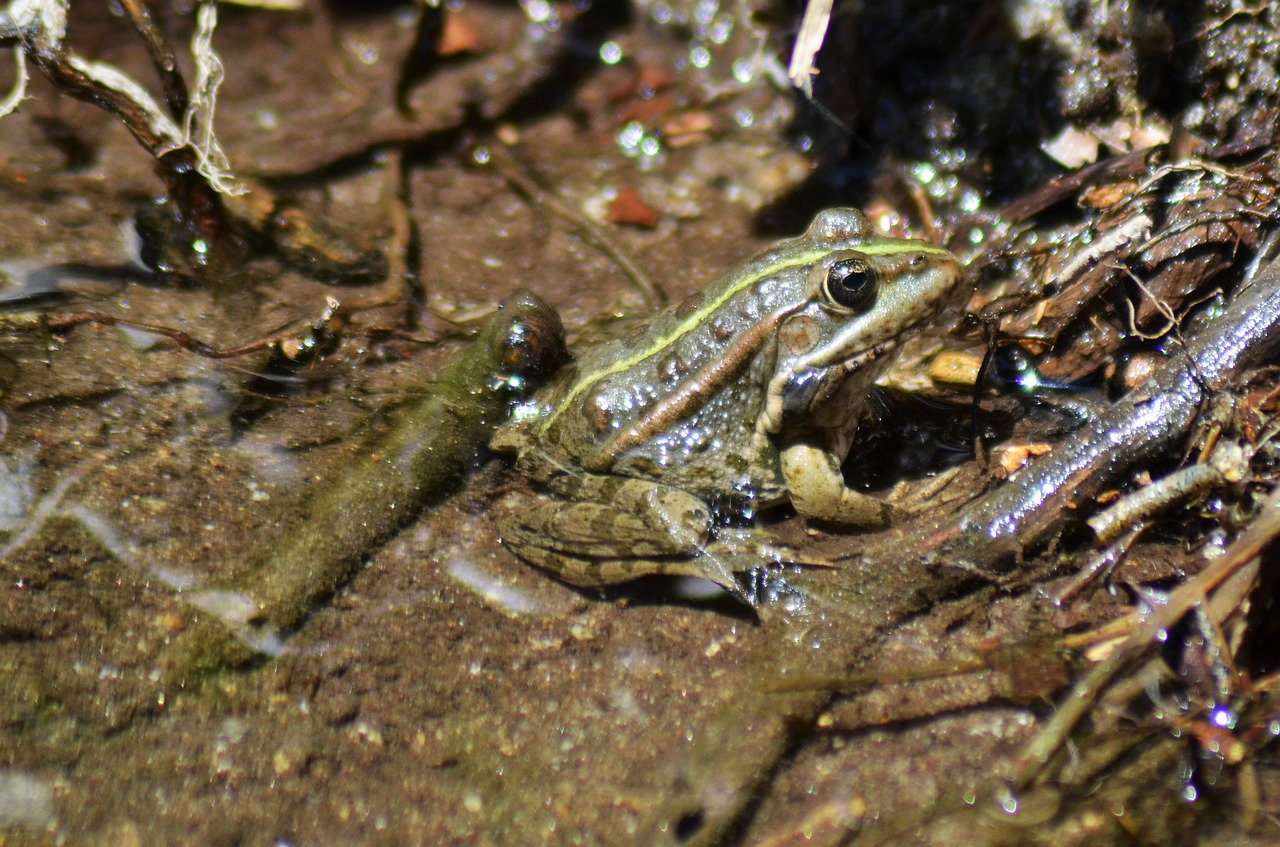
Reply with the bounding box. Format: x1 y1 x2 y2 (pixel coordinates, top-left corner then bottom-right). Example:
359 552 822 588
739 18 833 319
911 162 938 183
694 0 718 27
521 0 553 24
599 41 623 65
708 18 732 44
1210 704 1236 729
617 121 646 155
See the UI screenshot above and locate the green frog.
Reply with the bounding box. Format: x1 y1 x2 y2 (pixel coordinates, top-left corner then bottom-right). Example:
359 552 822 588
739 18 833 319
490 208 963 594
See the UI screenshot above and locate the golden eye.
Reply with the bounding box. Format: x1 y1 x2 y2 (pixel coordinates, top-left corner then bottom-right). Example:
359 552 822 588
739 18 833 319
823 257 879 312
496 310 566 380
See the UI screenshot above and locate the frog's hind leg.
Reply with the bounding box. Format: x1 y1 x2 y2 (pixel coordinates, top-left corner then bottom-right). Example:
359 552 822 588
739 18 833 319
497 477 746 591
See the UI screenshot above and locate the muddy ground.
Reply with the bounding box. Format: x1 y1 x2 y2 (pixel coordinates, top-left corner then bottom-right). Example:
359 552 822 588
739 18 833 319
2 2 1279 845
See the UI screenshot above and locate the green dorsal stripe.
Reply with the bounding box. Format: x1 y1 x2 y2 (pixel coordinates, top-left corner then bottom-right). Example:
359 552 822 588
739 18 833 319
537 239 948 435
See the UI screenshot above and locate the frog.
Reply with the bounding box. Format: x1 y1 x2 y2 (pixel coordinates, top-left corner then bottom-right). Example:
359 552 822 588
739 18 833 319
490 207 963 595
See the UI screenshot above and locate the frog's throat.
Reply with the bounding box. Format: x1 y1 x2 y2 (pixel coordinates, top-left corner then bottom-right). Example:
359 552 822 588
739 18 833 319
756 340 894 437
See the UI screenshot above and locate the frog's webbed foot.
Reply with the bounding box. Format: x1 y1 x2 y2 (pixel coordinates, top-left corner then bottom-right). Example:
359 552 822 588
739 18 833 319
880 465 966 519
497 477 808 596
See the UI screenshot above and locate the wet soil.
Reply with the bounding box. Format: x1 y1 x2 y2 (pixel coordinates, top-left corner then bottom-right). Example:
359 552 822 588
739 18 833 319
3 2 1280 846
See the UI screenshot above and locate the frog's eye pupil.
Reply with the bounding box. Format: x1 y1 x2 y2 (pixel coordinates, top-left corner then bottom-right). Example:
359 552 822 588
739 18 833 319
824 258 878 311
502 338 531 370
496 315 567 381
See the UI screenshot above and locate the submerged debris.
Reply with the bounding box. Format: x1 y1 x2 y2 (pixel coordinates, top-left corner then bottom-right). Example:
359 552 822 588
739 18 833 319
163 289 566 680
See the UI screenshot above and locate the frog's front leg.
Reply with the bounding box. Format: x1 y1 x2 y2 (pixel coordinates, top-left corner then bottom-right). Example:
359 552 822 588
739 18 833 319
498 475 753 592
780 441 894 528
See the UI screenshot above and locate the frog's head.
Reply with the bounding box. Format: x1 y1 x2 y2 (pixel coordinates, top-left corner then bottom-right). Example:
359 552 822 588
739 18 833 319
759 208 963 434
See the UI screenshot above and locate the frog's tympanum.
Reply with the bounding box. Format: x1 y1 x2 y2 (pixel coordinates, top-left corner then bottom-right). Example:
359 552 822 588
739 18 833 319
491 208 963 594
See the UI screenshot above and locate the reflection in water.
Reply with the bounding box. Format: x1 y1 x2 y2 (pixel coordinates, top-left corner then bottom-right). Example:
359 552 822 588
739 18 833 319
447 557 564 617
186 590 287 657
0 769 55 831
70 507 294 656
0 464 85 558
0 463 295 656
0 452 33 533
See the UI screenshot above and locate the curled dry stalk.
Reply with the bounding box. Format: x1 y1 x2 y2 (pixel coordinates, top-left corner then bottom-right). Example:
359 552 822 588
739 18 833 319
0 0 247 287
0 0 387 289
0 0 242 194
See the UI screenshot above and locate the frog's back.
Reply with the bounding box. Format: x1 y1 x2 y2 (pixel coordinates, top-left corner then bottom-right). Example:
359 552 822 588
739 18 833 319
491 205 961 508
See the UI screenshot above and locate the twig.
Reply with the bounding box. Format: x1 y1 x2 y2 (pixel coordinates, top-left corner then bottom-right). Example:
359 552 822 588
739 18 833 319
479 142 666 309
1011 484 1280 788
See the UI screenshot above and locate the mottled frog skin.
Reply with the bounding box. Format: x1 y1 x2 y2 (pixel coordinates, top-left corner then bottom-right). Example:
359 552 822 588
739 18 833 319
491 208 962 594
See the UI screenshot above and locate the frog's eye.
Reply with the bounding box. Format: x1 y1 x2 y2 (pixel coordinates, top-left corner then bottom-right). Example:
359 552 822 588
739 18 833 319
496 313 567 380
823 257 879 312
